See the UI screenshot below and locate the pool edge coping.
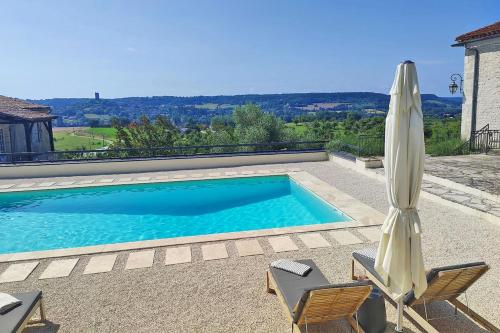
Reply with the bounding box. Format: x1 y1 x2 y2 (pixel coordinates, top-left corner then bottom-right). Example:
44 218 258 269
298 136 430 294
0 170 384 262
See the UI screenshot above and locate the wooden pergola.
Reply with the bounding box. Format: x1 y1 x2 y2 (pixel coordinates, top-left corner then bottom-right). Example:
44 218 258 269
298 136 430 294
0 113 56 152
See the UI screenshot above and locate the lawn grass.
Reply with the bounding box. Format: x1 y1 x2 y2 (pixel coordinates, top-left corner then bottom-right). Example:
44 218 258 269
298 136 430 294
87 127 117 139
285 122 308 135
53 127 116 150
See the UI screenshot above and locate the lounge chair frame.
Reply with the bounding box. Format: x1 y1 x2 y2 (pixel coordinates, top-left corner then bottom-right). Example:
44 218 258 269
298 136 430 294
15 296 46 333
266 270 372 333
351 258 499 333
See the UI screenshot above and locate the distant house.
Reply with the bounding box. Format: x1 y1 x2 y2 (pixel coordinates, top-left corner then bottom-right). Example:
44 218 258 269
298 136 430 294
0 96 57 156
453 21 500 139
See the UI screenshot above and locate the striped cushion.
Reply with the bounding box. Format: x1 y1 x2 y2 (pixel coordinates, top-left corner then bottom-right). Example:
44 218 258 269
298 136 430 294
270 259 312 276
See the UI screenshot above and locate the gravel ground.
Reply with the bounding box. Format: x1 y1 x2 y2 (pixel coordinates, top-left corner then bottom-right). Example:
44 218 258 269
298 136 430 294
1 160 499 332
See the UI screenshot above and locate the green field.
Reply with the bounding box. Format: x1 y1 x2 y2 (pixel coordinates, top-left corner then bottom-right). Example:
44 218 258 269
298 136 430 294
53 127 116 151
286 122 308 135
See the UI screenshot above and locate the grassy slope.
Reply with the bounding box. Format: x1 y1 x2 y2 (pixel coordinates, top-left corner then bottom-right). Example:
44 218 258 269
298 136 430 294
53 127 116 150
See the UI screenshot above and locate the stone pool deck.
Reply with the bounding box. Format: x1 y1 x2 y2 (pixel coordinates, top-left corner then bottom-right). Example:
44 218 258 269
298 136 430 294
0 158 499 332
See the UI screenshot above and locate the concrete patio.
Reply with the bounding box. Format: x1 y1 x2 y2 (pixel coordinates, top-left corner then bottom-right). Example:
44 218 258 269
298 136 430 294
0 157 498 332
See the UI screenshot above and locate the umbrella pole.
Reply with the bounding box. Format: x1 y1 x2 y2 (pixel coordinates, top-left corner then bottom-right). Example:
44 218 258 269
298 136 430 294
395 298 404 332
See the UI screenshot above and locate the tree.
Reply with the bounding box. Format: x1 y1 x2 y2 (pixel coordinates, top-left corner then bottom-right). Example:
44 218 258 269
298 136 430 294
111 115 180 148
233 104 285 144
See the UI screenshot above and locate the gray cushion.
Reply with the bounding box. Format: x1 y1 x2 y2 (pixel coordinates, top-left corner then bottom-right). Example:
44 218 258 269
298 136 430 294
270 259 369 323
352 248 384 283
0 291 42 333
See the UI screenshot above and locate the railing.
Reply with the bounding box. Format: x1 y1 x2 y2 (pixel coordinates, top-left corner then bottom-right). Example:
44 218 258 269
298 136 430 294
455 124 500 154
0 141 328 164
327 135 384 157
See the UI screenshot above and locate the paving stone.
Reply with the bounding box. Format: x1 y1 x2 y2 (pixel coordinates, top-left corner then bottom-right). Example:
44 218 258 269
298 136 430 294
117 177 132 182
329 230 363 245
208 172 221 177
173 174 186 179
357 228 382 243
37 182 56 187
57 181 75 186
190 173 204 178
288 167 301 172
83 254 117 274
273 168 286 173
136 177 151 181
201 243 228 261
17 183 35 188
298 233 330 249
98 178 114 183
39 258 79 279
257 170 270 174
155 176 170 180
125 250 155 270
268 236 298 253
235 239 264 257
165 246 192 265
0 184 15 189
224 171 238 176
0 262 39 283
78 180 95 185
241 171 255 175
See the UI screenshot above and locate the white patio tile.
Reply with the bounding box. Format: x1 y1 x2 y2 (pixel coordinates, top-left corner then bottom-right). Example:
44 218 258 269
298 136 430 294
201 243 228 261
208 172 221 177
165 246 192 265
155 175 170 180
125 250 155 270
78 180 95 185
268 236 298 253
37 182 56 187
117 177 132 182
136 177 151 181
0 262 39 283
329 230 363 245
190 173 204 178
57 181 75 186
0 184 15 189
287 167 301 172
39 258 79 279
17 183 35 188
257 170 271 174
173 174 186 179
83 254 117 274
298 233 330 249
235 239 264 257
241 170 255 175
272 168 286 173
98 178 114 183
357 227 382 242
224 171 238 176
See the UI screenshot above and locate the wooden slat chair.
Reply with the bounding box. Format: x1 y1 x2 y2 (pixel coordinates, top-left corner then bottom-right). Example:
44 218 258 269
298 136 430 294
351 248 498 333
0 290 46 333
266 259 372 332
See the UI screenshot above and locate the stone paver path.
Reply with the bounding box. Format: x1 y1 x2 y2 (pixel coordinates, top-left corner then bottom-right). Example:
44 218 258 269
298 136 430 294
136 177 151 181
125 250 155 270
235 239 264 257
83 254 117 274
329 230 363 245
78 180 94 185
57 181 75 186
165 246 192 265
268 236 298 253
38 182 55 187
201 243 228 261
0 184 14 189
17 183 35 188
39 258 78 279
357 227 382 242
0 262 39 283
98 178 114 183
298 233 330 248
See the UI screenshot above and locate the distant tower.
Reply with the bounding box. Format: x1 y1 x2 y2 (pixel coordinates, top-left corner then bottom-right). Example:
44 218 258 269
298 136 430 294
95 92 100 100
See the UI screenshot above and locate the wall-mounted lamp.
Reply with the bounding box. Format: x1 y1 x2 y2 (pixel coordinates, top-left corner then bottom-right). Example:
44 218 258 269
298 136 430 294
449 74 463 95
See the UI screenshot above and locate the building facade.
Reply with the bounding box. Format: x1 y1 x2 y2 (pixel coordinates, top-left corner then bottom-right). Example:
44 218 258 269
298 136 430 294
0 96 56 158
454 21 500 139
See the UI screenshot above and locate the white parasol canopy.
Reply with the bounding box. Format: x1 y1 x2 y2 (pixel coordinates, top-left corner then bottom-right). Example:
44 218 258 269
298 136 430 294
375 61 428 329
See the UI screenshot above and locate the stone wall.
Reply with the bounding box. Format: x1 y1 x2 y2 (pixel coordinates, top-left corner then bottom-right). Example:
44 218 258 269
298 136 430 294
0 122 52 154
461 36 500 139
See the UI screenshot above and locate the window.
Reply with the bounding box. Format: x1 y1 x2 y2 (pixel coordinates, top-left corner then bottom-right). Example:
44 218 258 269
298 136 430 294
36 123 42 142
0 128 5 153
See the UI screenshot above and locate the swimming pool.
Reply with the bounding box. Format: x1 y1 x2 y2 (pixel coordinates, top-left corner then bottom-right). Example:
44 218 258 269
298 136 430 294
0 175 350 254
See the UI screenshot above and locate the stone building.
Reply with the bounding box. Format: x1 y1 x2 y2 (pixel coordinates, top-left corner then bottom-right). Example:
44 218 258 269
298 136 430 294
0 95 56 158
453 21 500 139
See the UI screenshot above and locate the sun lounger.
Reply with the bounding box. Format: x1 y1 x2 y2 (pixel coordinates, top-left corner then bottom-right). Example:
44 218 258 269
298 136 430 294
266 259 372 332
0 290 46 333
351 248 498 333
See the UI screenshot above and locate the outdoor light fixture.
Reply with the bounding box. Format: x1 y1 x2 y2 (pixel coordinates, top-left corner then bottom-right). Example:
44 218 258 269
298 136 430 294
449 73 463 95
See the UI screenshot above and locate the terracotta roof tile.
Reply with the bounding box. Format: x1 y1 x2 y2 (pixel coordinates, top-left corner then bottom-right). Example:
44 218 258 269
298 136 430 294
0 95 56 121
455 21 500 43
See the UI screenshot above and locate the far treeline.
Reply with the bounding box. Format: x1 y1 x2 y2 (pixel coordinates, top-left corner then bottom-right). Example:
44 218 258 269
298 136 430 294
110 104 464 157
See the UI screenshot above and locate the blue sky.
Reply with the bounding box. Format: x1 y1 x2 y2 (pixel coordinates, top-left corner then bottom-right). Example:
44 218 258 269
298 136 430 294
0 0 498 99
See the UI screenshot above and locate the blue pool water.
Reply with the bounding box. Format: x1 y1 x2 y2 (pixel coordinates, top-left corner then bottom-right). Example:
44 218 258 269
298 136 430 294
0 176 349 254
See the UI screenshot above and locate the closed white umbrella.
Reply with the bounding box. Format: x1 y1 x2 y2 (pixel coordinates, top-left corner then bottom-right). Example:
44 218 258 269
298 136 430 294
374 61 427 331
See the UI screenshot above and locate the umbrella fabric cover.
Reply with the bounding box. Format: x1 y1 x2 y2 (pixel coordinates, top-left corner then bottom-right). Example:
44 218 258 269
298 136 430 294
375 62 427 300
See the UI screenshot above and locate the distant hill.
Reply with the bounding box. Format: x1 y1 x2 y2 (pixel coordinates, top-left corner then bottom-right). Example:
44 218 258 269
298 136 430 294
30 92 462 127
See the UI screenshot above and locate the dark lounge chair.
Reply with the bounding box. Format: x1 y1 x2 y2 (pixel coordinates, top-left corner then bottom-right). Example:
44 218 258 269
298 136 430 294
351 249 498 333
266 259 372 332
0 290 46 333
